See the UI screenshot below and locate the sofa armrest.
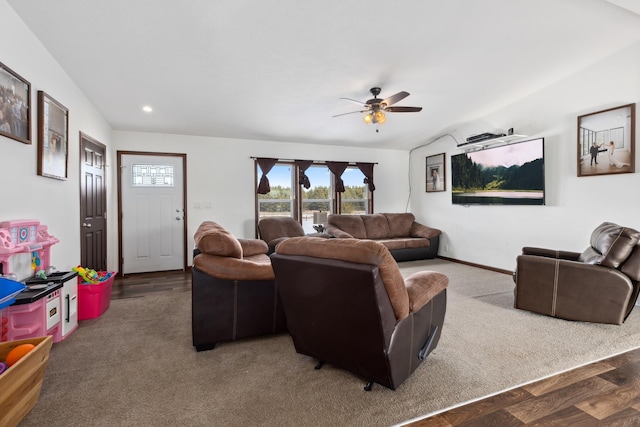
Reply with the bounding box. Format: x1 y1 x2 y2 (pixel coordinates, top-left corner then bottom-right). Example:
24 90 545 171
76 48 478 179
326 225 353 238
410 222 441 239
521 247 581 261
405 271 448 312
238 238 269 257
193 253 274 281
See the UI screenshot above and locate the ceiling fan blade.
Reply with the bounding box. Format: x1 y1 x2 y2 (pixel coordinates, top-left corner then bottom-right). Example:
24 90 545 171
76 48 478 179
332 110 368 117
381 91 409 106
385 106 423 113
339 97 367 106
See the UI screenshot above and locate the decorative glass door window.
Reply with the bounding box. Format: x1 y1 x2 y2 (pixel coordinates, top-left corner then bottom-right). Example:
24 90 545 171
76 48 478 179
131 164 174 187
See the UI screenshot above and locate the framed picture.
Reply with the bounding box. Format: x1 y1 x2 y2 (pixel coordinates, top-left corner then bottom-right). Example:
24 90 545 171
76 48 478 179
0 61 31 144
577 103 635 177
37 91 69 180
426 153 446 192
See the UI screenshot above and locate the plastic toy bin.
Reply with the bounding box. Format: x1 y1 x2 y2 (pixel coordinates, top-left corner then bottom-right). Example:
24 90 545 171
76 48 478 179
77 273 115 320
0 336 53 427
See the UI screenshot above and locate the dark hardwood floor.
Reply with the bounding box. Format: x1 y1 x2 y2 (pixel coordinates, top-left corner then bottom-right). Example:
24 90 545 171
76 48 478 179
114 271 640 426
405 347 640 426
111 269 191 300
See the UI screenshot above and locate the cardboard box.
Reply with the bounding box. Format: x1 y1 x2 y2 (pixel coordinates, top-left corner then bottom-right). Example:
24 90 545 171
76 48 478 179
77 273 115 320
0 336 53 427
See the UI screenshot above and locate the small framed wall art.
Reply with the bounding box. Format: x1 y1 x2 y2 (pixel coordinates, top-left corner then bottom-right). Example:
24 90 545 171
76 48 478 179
577 103 635 177
426 153 446 192
37 91 69 180
0 61 31 144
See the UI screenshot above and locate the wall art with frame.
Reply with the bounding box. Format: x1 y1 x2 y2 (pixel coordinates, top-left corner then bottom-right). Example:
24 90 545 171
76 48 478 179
0 61 31 144
577 103 635 177
37 91 69 180
426 153 446 192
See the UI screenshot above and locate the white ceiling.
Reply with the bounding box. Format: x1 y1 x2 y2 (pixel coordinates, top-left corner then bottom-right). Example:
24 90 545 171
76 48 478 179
8 0 640 150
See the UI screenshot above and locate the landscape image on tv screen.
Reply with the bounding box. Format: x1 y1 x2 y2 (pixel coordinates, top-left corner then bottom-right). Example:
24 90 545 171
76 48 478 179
451 137 545 205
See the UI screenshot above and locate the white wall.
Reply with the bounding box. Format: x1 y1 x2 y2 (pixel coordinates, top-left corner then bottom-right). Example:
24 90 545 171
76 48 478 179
5 0 639 276
111 131 410 265
0 0 112 279
410 41 640 271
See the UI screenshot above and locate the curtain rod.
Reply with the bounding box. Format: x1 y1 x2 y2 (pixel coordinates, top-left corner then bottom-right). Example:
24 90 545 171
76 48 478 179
249 157 377 165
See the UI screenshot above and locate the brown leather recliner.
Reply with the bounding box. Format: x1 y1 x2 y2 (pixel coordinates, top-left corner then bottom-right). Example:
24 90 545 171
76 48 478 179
270 237 448 390
514 222 640 325
191 221 286 351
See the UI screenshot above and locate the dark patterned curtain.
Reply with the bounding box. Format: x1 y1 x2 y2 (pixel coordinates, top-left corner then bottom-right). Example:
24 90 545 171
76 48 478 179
326 161 349 193
295 160 313 189
256 158 278 194
356 162 375 192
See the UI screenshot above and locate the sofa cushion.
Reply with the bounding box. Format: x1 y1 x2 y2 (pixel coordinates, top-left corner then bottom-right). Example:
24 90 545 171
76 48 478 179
578 222 640 268
362 214 391 239
238 239 269 257
328 214 367 239
275 236 410 320
194 221 243 259
384 213 415 237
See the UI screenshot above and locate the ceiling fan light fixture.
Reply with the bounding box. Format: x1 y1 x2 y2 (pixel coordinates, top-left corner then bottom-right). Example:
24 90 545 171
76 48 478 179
375 110 386 124
363 113 373 124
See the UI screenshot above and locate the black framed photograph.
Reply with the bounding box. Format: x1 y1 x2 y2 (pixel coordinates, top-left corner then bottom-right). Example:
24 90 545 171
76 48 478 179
426 153 446 192
37 91 69 180
0 61 31 144
577 103 635 177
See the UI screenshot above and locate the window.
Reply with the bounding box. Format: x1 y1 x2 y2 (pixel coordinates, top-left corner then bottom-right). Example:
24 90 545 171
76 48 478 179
257 163 293 219
301 165 332 233
340 166 369 214
255 159 374 234
131 164 174 187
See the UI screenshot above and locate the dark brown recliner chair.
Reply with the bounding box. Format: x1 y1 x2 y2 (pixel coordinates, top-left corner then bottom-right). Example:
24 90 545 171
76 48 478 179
514 222 640 325
270 237 448 390
191 221 286 351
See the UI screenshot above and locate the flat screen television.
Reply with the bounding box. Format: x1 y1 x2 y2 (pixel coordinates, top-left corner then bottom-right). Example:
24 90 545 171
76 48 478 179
451 137 545 205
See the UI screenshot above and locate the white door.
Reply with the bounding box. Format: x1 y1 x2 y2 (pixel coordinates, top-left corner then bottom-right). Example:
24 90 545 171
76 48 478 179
120 154 185 274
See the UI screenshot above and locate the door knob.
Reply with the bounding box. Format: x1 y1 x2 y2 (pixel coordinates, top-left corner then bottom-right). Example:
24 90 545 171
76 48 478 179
82 223 92 228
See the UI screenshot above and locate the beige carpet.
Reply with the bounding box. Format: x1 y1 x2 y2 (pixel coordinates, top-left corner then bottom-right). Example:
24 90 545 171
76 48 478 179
19 259 640 427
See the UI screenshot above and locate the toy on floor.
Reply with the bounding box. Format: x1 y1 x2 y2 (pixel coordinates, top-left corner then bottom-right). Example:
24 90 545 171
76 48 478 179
5 343 35 367
73 266 99 283
73 266 111 284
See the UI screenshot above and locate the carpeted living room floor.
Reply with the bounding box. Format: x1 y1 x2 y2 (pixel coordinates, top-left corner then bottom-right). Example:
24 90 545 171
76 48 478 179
19 259 640 426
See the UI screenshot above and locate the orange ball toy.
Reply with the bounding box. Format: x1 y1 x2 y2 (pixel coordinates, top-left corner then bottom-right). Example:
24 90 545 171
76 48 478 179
5 343 35 367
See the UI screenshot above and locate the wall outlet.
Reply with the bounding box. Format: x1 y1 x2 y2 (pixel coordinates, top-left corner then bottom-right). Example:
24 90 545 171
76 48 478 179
444 244 449 252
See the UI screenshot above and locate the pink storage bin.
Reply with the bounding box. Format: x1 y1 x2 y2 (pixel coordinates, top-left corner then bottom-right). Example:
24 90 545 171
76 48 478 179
77 273 115 320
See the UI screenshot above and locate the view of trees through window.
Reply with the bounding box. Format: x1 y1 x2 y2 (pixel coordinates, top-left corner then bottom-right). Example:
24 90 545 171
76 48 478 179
257 162 371 233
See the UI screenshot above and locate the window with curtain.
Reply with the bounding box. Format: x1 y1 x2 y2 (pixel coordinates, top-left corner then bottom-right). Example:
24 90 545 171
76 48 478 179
301 165 332 233
340 166 369 214
255 159 373 231
256 163 294 220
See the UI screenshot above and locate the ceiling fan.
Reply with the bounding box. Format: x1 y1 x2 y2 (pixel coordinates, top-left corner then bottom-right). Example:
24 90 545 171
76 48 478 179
333 87 422 132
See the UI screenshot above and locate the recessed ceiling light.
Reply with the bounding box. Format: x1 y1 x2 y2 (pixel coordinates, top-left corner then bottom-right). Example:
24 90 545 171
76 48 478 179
142 106 153 112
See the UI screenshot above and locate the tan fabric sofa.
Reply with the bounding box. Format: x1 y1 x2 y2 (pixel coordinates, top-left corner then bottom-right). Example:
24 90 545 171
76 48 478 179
326 213 441 261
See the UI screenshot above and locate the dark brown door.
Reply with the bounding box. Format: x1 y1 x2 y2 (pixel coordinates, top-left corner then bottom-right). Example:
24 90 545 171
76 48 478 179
80 132 107 271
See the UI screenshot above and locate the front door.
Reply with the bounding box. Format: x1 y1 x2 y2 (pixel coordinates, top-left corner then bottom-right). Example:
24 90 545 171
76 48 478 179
79 133 107 271
118 152 186 274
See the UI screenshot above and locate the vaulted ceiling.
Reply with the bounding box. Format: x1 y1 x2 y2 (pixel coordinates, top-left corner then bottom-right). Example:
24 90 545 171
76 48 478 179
8 0 640 150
